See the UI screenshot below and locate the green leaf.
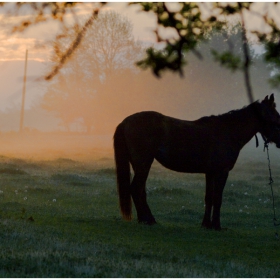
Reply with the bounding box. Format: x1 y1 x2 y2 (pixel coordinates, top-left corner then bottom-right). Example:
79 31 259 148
211 50 242 72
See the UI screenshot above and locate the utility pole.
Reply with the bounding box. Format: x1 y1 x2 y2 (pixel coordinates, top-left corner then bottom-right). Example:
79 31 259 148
20 49 28 133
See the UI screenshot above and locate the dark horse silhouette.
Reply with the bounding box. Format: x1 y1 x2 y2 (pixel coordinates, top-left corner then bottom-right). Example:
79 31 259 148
114 94 280 230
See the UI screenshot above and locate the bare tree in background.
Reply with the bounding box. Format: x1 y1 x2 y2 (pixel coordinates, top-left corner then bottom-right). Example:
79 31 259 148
42 11 144 133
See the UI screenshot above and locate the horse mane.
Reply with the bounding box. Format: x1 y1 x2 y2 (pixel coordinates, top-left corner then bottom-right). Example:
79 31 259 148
197 100 261 124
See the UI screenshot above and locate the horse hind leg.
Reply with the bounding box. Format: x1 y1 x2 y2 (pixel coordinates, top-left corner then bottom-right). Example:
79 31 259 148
211 172 228 230
130 165 156 225
202 173 214 229
202 172 228 230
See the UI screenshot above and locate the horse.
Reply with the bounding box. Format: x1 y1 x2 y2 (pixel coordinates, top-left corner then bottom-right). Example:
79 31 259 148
113 94 280 230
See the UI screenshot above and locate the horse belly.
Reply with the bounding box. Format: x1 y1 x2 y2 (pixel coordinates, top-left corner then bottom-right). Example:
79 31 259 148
155 145 209 173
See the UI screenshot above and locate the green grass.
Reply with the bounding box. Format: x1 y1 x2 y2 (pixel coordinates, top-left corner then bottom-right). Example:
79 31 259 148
0 153 279 277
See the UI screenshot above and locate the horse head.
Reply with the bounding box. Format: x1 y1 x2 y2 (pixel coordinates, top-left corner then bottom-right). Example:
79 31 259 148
258 94 280 148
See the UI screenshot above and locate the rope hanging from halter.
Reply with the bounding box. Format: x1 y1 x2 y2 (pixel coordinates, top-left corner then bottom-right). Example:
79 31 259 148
262 137 280 239
255 134 259 147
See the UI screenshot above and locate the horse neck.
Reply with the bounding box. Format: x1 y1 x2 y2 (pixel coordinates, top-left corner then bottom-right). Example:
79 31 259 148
229 102 261 148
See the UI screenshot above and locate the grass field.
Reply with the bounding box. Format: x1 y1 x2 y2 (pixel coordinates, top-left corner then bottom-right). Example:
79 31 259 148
0 136 280 277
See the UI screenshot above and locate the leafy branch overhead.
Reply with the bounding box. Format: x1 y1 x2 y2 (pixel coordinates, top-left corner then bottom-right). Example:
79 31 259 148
133 2 280 90
134 2 221 76
9 2 79 32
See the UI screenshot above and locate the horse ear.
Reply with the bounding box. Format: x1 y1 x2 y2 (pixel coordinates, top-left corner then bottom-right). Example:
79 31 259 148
269 93 275 103
260 93 278 121
262 95 269 104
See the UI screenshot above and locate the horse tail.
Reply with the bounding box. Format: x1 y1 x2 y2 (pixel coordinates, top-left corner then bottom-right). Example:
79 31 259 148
113 123 132 221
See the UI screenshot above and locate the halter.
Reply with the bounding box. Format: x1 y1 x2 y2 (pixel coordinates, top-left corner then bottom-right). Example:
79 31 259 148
254 119 280 150
254 133 268 149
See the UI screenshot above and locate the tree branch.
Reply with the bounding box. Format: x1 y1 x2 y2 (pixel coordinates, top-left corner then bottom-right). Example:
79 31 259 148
239 4 254 103
45 8 100 80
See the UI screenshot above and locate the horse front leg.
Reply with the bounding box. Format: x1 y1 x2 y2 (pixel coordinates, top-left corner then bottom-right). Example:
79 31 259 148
211 171 228 230
202 173 214 229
